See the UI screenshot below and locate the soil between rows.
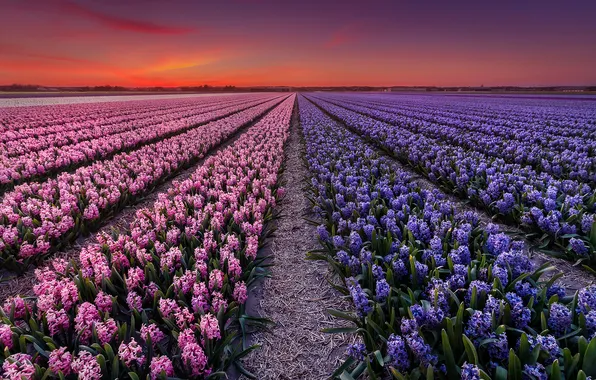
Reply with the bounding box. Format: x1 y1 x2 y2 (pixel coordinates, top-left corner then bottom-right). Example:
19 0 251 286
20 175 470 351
235 99 355 380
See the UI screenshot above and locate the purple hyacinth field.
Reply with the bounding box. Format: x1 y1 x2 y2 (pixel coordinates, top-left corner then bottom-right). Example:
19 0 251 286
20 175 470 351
0 92 595 380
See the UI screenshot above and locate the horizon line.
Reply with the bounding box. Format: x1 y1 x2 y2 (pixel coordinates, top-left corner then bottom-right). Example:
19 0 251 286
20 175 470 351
2 84 596 89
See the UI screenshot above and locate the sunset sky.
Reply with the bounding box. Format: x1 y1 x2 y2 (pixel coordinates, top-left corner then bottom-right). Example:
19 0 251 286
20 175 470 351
1 0 595 87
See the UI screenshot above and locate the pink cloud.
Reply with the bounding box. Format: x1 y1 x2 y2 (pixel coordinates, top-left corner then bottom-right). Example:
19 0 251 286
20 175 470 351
62 1 196 35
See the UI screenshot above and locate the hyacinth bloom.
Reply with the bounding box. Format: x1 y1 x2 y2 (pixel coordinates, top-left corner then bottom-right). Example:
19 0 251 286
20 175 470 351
0 95 295 379
0 95 287 271
2 353 36 380
149 356 174 379
298 94 596 378
304 93 596 263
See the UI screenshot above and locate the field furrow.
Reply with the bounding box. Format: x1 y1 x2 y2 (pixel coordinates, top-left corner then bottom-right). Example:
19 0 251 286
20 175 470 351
237 98 354 379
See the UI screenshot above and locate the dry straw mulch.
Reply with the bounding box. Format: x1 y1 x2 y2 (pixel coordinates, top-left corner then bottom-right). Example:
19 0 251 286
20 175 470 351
238 105 355 380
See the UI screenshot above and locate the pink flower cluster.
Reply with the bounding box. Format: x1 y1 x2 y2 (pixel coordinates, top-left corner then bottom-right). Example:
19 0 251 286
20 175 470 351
0 94 295 378
2 353 35 380
149 356 175 379
0 323 13 348
48 347 72 376
118 338 146 367
71 351 102 380
0 95 285 268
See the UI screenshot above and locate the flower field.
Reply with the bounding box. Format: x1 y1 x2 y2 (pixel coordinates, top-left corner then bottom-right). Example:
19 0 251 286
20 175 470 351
0 92 595 379
304 94 596 267
0 95 286 271
0 95 279 190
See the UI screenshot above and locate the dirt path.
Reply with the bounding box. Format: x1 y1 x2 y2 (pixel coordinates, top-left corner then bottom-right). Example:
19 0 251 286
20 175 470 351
239 101 354 380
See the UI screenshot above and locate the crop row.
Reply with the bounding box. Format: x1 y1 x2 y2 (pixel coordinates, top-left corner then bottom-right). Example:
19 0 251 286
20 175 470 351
0 95 246 137
0 95 282 191
303 95 596 269
298 95 596 380
0 95 266 156
349 95 596 143
329 93 596 137
313 94 596 183
0 94 295 380
0 95 289 272
0 96 220 146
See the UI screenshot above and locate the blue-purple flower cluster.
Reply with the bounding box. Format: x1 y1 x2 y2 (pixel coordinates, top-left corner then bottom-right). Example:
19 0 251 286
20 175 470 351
299 94 596 379
305 93 596 266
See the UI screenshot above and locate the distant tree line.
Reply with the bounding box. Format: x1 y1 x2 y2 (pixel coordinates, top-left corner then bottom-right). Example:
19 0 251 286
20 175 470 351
0 84 41 91
0 84 238 92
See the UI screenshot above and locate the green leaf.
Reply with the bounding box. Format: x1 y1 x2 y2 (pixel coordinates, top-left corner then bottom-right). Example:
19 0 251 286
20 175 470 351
351 361 367 378
33 343 49 359
374 350 384 367
111 355 120 380
327 309 359 323
332 357 356 378
454 303 464 343
426 364 434 380
97 354 107 374
104 343 115 361
470 286 478 310
389 367 407 380
564 348 580 376
19 335 26 352
550 359 562 380
508 349 522 380
232 362 257 379
366 357 378 380
519 333 530 363
441 330 458 379
582 337 596 376
462 335 478 365
479 369 492 380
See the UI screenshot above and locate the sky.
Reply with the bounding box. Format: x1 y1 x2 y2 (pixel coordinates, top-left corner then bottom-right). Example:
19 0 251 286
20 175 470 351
1 0 595 87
